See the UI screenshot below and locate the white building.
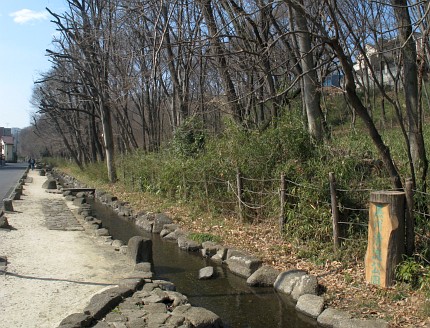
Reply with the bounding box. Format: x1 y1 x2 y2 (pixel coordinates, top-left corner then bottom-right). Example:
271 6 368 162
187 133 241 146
1 135 15 162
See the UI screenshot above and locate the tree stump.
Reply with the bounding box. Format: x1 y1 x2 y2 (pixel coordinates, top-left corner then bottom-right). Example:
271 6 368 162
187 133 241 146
365 191 405 287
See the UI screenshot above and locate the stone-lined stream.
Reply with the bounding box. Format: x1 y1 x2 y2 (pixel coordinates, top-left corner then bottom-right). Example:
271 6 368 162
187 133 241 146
92 200 317 328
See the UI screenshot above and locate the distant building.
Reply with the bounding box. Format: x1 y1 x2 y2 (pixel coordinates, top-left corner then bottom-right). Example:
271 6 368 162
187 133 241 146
1 136 14 162
0 127 17 162
0 127 12 137
353 33 426 87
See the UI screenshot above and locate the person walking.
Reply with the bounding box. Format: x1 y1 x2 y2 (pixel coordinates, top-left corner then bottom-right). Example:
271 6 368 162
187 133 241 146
28 157 35 170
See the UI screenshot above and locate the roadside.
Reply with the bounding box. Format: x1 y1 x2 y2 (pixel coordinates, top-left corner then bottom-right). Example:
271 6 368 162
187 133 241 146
0 170 134 328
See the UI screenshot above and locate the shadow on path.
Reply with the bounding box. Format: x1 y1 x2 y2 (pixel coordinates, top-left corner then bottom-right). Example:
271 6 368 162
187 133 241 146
1 271 114 287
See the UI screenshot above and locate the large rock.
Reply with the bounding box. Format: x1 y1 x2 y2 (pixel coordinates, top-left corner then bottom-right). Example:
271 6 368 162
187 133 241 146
295 294 324 318
172 305 223 328
0 215 9 229
224 250 262 278
199 266 215 280
127 236 153 264
160 224 179 238
58 313 93 327
163 229 185 241
201 241 223 257
274 270 318 300
334 318 389 328
135 217 154 232
84 287 133 320
211 248 228 262
246 265 280 286
42 178 57 190
152 213 173 233
317 308 352 328
95 228 110 237
177 236 201 251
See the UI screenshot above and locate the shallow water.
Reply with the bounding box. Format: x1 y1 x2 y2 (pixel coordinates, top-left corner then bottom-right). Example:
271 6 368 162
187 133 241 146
92 201 317 328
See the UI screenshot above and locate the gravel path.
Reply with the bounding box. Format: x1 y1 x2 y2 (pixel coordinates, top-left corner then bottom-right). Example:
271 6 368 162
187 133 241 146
0 170 133 328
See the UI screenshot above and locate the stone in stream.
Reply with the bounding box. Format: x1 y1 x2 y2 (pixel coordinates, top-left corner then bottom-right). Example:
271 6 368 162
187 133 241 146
152 213 173 233
224 249 262 279
317 308 352 328
177 236 201 251
199 266 215 280
334 318 389 328
246 265 280 286
127 236 153 264
274 269 318 301
172 305 223 328
295 294 325 319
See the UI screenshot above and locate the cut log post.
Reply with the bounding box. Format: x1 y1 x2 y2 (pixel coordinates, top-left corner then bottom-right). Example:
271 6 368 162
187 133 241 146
365 191 405 287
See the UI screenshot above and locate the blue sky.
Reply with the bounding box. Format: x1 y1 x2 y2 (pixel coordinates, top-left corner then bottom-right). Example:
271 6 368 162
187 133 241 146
0 0 65 129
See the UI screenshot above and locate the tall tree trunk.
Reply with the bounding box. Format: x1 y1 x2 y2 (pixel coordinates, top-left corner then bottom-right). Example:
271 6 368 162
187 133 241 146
197 0 243 122
392 0 428 187
100 99 117 183
293 4 324 142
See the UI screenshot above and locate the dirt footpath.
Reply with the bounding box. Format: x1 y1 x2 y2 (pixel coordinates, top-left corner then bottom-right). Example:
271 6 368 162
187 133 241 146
0 170 133 328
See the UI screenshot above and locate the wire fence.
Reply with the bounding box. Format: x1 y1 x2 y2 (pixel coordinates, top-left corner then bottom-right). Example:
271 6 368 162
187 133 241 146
120 167 385 251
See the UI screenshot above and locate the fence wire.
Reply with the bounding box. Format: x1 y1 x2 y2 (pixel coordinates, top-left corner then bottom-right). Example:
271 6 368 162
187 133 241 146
120 169 394 250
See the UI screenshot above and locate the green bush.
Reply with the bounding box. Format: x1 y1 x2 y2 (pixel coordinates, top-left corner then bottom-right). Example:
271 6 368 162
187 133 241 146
188 232 222 244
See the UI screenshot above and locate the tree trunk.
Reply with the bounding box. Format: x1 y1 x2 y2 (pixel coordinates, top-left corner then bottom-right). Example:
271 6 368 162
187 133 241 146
332 41 402 189
197 0 243 122
392 0 428 187
100 100 117 183
293 4 324 142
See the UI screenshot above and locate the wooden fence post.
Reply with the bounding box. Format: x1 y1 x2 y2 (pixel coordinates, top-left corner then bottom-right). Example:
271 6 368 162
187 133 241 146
182 172 188 200
139 176 143 192
131 173 135 191
366 191 405 287
405 178 415 256
329 172 340 251
279 173 287 234
236 168 243 221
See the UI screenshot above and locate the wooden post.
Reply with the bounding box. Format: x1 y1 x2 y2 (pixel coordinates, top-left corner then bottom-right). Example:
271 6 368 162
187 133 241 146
329 172 340 251
365 191 405 287
236 168 243 221
182 172 187 200
131 173 135 191
204 173 210 211
405 178 415 256
279 173 287 234
139 176 143 192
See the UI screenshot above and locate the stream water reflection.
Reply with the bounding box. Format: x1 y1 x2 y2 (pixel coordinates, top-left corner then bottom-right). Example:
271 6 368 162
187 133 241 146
92 201 317 328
